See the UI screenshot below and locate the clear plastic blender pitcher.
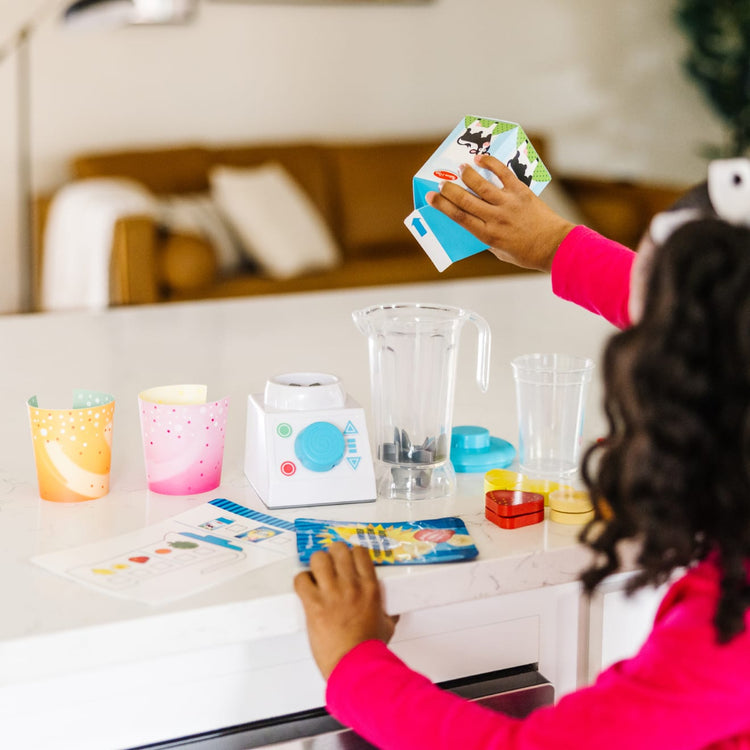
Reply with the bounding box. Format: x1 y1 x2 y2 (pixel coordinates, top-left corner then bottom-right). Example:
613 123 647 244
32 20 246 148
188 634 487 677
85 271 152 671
352 303 490 500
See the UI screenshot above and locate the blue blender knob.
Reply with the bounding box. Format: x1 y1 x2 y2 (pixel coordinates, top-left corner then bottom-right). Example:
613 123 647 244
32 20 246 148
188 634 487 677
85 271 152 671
294 421 346 472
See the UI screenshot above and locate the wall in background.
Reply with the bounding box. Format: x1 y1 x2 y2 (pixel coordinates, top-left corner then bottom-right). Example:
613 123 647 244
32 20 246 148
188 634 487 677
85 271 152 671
0 0 725 313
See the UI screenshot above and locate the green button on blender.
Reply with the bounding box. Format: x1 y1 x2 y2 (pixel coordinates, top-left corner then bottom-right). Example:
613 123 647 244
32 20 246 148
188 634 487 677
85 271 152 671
277 422 293 438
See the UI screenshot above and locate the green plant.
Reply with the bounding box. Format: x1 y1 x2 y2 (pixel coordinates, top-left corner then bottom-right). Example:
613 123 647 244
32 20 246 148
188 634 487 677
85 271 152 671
675 0 750 156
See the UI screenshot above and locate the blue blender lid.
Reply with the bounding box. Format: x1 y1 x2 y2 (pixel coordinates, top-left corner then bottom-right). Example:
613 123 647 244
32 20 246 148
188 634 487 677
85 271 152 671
450 425 515 473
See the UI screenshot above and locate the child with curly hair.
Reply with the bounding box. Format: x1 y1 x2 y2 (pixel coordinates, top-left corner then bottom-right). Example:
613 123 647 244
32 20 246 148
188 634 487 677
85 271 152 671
294 155 750 749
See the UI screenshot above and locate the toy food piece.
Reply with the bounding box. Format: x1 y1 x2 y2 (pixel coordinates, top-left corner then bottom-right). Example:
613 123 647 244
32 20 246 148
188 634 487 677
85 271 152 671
484 469 524 494
485 489 544 530
484 469 570 506
548 488 595 525
520 478 569 505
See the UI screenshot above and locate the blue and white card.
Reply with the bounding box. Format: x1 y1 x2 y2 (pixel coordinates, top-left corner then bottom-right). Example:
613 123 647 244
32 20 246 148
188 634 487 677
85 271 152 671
295 516 478 566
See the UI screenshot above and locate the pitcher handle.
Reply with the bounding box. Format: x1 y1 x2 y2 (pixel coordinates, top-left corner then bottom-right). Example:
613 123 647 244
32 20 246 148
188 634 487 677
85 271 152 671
468 311 491 392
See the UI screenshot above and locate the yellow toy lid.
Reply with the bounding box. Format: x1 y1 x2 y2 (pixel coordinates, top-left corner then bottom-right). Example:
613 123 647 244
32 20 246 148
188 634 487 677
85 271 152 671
548 488 594 513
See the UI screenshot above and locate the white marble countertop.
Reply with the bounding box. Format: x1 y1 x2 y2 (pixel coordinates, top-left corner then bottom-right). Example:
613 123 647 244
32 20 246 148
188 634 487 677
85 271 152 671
0 275 615 707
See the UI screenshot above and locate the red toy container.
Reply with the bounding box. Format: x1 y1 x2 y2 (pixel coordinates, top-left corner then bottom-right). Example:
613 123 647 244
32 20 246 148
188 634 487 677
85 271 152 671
485 489 544 529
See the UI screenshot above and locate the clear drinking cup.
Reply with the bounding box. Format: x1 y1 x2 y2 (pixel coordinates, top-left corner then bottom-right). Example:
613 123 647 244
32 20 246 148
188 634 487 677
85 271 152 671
511 353 594 480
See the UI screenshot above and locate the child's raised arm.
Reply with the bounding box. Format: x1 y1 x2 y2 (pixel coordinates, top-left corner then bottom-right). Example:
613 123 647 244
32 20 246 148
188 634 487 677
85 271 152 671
428 154 636 329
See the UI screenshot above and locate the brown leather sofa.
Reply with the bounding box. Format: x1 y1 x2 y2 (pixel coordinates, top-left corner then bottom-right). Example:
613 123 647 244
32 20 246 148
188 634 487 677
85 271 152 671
33 135 685 309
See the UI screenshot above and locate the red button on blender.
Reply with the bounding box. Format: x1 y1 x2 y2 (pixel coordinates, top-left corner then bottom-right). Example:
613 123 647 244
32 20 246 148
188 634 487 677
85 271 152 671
280 461 296 476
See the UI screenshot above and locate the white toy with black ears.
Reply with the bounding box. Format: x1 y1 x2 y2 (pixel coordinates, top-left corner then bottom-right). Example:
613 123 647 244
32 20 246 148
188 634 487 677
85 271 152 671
629 158 750 323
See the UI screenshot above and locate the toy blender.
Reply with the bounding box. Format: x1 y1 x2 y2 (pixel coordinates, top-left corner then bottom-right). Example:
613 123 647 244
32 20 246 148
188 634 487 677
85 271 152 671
244 372 376 509
352 303 490 501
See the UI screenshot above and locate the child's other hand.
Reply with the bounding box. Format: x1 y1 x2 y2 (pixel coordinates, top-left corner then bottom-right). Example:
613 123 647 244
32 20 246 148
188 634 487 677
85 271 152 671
426 154 575 273
294 542 398 680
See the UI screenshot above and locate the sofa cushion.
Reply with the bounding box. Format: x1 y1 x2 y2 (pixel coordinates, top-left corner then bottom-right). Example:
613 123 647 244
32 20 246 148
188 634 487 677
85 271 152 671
73 147 212 195
209 162 342 279
166 244 535 303
329 139 437 258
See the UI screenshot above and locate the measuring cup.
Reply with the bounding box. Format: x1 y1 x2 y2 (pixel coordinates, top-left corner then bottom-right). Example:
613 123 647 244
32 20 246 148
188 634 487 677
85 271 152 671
352 303 490 500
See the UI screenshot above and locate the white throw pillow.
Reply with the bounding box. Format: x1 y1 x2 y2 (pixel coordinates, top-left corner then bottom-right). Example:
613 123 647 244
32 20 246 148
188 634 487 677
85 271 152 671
209 162 341 279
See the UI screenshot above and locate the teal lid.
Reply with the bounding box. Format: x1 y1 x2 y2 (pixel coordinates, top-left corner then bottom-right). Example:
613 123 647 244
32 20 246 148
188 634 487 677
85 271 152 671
450 425 515 473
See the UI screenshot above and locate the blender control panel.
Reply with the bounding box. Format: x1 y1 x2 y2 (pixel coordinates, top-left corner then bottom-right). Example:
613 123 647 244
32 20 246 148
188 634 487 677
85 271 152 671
272 415 368 478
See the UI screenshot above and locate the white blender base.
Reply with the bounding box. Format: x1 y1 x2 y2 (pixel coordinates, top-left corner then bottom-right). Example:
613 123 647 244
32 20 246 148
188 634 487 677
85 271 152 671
244 373 376 509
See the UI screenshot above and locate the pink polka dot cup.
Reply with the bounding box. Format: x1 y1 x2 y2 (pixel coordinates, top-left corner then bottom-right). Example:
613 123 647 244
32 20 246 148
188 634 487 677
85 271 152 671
138 385 229 496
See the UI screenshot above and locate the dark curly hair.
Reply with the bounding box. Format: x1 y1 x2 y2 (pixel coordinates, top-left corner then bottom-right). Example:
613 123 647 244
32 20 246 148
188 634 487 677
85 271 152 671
579 218 750 643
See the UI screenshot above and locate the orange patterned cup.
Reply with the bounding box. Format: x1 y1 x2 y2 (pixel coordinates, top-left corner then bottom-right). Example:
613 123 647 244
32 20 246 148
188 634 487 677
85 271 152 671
28 390 115 503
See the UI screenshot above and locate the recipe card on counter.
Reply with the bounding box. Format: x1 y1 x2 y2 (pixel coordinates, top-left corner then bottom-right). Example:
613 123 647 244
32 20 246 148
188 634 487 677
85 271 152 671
32 498 296 605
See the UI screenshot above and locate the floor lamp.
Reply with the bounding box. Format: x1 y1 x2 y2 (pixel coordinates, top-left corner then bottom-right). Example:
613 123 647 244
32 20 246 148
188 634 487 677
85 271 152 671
0 0 197 313
0 2 55 313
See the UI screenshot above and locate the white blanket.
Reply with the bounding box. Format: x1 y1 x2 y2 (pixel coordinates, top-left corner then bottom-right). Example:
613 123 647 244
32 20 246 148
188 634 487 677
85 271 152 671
41 178 158 312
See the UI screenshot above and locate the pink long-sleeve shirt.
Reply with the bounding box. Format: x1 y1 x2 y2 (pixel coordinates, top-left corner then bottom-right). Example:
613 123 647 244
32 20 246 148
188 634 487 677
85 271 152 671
551 224 635 329
327 560 750 749
325 228 750 749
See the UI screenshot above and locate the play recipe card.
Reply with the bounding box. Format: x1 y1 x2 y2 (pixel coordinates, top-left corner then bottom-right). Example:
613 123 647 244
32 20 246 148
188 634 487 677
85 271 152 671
32 498 296 605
